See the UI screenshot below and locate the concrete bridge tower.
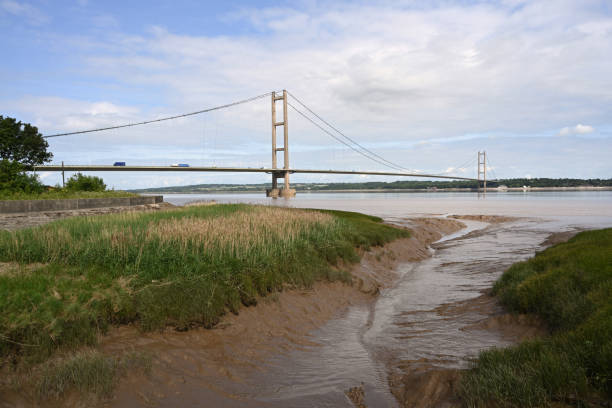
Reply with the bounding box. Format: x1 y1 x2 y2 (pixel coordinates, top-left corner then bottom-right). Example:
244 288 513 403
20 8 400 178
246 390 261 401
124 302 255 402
478 150 487 193
266 90 296 198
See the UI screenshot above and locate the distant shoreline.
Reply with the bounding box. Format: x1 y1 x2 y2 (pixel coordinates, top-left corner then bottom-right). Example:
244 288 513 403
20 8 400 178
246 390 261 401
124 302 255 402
136 186 612 194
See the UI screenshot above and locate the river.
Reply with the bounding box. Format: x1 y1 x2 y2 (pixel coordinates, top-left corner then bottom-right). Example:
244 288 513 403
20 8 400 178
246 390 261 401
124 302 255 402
123 191 612 407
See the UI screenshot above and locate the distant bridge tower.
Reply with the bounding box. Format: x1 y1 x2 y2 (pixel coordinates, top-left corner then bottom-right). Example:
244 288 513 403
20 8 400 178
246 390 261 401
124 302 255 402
477 150 487 193
266 90 296 198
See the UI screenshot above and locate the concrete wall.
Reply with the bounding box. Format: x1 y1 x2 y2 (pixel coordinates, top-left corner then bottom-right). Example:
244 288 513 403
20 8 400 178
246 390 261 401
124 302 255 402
0 195 163 214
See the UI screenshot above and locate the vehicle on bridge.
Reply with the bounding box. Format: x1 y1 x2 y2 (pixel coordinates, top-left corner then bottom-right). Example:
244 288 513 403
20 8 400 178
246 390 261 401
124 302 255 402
113 162 126 166
171 163 190 167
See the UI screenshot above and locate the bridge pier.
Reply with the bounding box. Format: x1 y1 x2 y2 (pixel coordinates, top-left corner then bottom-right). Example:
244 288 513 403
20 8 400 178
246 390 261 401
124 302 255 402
266 170 296 198
266 90 296 198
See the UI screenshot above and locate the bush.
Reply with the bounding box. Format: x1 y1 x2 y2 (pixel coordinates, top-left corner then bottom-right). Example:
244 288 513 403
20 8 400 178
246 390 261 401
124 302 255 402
0 159 44 194
65 173 106 192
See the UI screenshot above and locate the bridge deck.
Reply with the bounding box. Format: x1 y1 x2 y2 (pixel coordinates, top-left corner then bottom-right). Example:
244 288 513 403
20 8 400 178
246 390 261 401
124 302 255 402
35 165 477 181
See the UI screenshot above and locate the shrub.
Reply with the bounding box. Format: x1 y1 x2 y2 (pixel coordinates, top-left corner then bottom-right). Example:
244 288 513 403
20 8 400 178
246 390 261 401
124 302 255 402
0 159 45 194
65 173 106 192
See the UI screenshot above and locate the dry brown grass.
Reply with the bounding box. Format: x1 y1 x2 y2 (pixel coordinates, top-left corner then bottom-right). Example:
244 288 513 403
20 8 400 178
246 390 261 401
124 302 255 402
146 206 333 250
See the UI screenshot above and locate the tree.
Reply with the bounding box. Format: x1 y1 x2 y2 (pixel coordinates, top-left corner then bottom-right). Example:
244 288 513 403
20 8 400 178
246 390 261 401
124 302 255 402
65 173 106 192
0 115 52 168
0 116 52 194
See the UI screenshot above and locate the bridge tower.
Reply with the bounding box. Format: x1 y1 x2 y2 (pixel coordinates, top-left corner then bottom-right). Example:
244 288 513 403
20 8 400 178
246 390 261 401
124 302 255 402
477 150 487 193
266 90 296 198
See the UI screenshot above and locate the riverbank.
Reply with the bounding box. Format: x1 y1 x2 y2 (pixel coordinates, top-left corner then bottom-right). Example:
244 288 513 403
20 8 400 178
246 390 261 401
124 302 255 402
459 227 612 407
388 225 611 408
0 204 442 405
4 204 606 407
98 216 464 407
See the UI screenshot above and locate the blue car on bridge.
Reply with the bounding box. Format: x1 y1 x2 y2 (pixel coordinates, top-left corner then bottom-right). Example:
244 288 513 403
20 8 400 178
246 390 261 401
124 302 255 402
113 162 126 166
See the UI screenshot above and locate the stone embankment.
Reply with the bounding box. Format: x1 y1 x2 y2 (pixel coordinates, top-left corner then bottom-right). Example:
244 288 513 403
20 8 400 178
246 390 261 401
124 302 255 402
0 197 170 231
0 195 163 214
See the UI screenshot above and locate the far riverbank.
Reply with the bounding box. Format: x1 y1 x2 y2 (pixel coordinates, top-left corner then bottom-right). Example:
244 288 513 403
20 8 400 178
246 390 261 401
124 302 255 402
137 186 612 194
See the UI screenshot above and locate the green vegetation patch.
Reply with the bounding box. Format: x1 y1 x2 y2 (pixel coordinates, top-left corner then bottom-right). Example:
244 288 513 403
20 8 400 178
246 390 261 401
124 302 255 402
0 189 138 200
35 350 151 400
0 204 408 364
460 228 612 407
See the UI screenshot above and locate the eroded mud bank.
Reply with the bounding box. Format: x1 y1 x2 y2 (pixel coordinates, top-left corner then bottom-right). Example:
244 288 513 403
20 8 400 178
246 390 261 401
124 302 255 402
99 217 465 407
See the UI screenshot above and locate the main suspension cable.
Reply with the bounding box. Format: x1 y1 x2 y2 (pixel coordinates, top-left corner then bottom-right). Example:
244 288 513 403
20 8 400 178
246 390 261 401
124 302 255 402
287 101 408 172
287 91 418 174
43 92 272 138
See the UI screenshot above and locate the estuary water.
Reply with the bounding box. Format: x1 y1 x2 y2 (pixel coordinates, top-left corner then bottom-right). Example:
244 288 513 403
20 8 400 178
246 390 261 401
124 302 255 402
136 191 612 407
163 190 612 220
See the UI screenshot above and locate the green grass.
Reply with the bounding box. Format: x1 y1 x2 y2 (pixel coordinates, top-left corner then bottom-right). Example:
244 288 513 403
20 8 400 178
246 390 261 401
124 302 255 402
0 189 138 200
460 228 612 407
0 204 408 365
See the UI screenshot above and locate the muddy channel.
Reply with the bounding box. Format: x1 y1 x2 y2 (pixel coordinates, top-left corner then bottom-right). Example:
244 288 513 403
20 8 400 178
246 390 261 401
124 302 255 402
94 214 573 408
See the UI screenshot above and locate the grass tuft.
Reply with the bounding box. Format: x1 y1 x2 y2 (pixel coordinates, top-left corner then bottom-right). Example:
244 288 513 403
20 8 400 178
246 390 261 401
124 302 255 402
36 350 151 399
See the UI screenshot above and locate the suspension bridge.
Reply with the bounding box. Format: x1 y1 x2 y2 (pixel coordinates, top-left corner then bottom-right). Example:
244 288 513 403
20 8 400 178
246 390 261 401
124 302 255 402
35 90 491 197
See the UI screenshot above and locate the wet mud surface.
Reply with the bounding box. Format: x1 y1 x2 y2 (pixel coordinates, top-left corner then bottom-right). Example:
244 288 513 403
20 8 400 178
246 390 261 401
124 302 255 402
384 218 578 408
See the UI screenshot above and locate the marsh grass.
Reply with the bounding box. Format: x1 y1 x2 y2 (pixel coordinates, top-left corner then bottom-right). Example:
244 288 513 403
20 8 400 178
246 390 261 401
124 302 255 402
460 228 612 407
0 204 408 364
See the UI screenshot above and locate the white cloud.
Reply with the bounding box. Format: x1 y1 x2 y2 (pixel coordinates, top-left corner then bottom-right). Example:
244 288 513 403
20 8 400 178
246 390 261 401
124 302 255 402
558 124 595 136
5 97 141 135
66 1 611 143
0 0 48 24
4 0 612 186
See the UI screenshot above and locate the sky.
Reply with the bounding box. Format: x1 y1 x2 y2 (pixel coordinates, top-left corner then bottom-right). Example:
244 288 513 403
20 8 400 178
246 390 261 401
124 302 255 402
1 0 611 189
